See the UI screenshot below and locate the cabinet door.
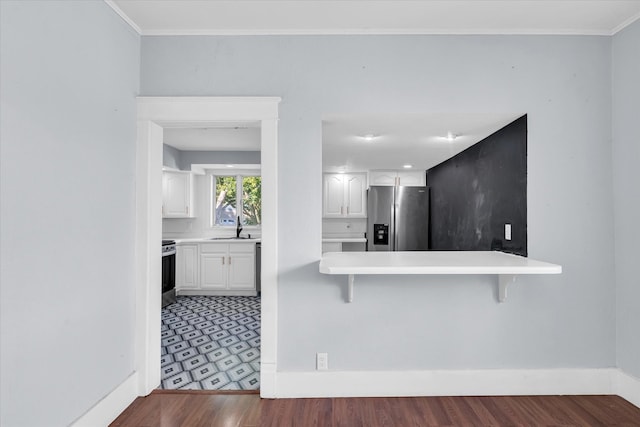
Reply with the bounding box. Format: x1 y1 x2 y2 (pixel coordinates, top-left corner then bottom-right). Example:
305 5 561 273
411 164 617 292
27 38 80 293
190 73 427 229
322 242 342 253
369 171 397 186
176 244 199 290
345 174 367 217
323 174 345 217
397 171 426 187
200 253 227 290
162 171 193 218
228 252 255 290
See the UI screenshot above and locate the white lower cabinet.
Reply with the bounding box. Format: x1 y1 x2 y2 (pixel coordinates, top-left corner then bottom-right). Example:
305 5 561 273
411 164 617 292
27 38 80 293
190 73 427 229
200 252 227 290
177 242 256 296
176 244 199 290
227 246 256 290
322 242 342 253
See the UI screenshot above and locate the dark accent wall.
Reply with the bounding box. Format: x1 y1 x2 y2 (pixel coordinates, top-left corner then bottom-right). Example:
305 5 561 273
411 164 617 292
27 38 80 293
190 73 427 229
426 115 527 256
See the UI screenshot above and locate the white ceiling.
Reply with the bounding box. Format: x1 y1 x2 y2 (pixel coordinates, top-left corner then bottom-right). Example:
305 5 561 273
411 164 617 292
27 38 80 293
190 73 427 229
322 113 523 172
108 0 640 36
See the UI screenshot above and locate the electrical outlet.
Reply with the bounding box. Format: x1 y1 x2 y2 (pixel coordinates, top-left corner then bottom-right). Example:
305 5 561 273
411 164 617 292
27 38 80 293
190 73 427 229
316 352 328 370
505 224 512 241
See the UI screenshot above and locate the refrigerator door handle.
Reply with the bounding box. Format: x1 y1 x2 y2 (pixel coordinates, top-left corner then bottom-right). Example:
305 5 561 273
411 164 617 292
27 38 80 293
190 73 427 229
394 203 399 250
391 202 396 251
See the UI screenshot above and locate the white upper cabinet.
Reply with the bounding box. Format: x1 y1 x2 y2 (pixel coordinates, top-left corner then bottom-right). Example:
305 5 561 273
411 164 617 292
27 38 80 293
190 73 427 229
323 174 345 217
344 174 366 216
323 173 367 218
162 171 194 218
369 170 426 187
396 171 426 186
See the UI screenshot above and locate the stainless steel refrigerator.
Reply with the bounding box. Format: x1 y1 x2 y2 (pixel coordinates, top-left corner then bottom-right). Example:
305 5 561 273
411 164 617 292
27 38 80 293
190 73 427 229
367 186 430 251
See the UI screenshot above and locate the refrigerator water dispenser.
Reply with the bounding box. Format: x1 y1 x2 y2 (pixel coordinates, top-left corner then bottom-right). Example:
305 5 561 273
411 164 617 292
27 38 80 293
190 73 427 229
373 224 389 245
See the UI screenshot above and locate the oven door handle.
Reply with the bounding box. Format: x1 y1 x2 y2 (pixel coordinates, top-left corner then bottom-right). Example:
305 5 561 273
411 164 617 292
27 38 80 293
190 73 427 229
162 249 176 257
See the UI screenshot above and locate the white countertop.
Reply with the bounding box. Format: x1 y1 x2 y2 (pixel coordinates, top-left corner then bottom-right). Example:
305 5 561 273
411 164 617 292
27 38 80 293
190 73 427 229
322 237 367 243
319 251 562 275
174 237 261 243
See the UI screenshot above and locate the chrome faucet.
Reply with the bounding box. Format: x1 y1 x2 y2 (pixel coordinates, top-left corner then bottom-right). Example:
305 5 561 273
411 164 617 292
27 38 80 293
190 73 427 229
236 216 243 238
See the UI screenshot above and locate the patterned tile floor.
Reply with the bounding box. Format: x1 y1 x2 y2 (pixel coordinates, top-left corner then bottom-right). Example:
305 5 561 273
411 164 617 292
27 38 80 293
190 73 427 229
160 295 261 390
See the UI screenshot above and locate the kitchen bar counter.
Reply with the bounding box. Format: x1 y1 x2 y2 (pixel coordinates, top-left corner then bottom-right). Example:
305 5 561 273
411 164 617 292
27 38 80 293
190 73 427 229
319 251 562 303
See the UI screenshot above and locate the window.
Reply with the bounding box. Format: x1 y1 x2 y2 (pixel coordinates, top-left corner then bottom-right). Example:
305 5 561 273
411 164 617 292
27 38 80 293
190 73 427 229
211 174 261 227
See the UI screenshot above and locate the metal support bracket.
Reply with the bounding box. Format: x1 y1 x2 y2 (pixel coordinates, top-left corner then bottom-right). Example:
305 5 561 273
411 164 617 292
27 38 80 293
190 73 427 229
498 274 517 303
345 274 519 303
348 274 355 303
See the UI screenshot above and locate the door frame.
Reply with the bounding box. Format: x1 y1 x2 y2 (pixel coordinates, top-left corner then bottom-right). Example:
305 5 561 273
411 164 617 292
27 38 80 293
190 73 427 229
134 97 280 396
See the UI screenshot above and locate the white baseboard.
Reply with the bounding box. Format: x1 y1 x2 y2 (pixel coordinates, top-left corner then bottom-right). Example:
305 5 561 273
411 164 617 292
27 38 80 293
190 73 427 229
614 369 640 408
68 367 638 425
275 368 617 398
260 362 277 398
71 372 139 427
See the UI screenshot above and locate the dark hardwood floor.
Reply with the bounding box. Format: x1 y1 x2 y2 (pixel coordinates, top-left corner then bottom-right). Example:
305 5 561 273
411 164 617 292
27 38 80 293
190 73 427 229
111 391 640 426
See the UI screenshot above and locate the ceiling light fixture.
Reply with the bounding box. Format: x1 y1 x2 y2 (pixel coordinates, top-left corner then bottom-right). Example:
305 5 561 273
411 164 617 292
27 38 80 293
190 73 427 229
403 164 413 169
226 164 234 168
362 134 377 141
446 132 459 141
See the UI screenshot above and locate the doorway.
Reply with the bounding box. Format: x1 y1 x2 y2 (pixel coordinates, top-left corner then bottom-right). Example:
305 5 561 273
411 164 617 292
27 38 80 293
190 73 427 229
134 97 280 397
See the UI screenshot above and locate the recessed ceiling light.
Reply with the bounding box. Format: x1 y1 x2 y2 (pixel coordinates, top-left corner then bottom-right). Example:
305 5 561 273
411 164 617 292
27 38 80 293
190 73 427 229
446 132 459 141
362 134 377 141
403 164 413 169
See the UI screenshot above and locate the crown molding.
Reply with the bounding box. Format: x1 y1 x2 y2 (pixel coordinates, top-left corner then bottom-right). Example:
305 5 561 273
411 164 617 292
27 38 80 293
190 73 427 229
104 0 142 35
611 12 640 35
139 28 617 37
103 0 639 38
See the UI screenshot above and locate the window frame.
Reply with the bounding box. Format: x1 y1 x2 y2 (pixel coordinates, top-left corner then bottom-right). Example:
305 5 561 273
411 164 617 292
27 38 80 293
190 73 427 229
207 169 262 229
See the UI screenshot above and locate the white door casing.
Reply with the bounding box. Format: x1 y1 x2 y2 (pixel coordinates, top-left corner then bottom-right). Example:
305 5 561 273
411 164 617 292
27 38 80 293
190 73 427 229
135 97 280 397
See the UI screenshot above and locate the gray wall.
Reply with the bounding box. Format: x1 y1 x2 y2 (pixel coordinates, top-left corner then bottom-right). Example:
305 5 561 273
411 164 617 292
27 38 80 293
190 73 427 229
142 35 616 371
162 145 260 170
180 150 260 170
613 20 640 379
163 143 182 169
0 2 139 426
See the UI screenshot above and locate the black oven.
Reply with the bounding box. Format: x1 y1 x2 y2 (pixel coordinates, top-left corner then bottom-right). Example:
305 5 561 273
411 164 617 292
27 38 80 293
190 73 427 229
161 240 176 307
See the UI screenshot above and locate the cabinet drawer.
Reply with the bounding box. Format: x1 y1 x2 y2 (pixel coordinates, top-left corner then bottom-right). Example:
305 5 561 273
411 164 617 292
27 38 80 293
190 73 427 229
229 243 255 253
200 243 228 253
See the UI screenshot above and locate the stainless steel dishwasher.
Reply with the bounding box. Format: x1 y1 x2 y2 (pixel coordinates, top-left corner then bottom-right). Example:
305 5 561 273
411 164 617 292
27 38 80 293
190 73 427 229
255 242 261 295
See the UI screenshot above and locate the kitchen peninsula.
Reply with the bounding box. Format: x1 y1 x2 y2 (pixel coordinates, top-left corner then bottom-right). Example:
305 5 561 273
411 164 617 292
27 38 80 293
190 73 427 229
320 251 562 303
